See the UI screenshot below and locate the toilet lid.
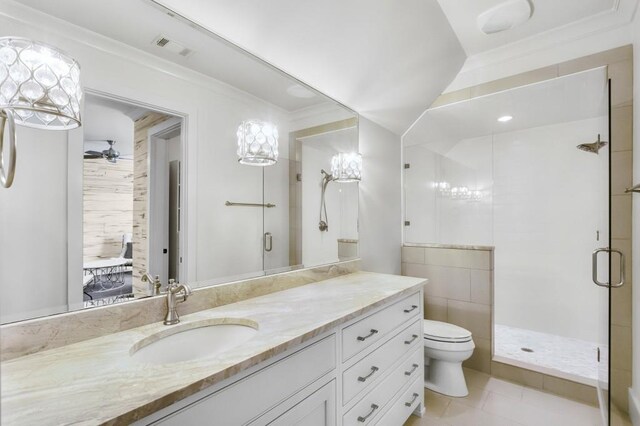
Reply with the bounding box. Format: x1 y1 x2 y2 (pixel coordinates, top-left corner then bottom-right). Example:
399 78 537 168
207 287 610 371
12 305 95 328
423 319 472 343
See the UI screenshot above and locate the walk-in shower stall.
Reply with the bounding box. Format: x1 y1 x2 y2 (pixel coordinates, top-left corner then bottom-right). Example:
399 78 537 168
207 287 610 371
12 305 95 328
403 67 618 420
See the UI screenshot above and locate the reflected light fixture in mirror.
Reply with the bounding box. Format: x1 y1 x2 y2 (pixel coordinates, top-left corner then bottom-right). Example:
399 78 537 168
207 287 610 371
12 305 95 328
330 152 362 182
236 119 279 166
497 115 513 122
0 37 83 188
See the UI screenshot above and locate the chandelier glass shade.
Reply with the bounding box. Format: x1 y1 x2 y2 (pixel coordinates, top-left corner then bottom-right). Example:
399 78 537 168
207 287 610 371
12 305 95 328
330 152 362 182
0 37 82 130
236 119 279 166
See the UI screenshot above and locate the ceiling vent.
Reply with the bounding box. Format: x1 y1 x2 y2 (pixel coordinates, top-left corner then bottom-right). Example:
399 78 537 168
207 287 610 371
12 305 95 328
477 0 533 34
153 36 193 57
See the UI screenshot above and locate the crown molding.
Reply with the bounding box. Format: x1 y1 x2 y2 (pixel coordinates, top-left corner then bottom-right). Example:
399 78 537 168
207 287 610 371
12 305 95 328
458 0 638 75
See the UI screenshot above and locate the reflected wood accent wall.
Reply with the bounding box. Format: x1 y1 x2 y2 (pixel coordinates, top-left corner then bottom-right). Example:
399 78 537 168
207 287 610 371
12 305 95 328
133 112 169 297
83 158 133 262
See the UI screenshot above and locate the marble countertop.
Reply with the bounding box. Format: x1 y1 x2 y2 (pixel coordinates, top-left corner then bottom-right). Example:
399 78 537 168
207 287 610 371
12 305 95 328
1 271 426 425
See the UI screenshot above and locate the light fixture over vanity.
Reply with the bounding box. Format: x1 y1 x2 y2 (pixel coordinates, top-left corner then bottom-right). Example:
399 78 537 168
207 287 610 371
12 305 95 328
236 119 279 166
0 37 83 188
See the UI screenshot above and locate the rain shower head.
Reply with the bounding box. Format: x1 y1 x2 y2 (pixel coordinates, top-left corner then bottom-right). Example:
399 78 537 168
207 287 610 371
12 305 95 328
577 134 607 154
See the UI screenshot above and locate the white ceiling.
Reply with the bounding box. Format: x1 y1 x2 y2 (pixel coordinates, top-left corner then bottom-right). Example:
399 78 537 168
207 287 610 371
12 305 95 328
83 94 138 156
438 0 617 56
152 0 467 135
404 67 608 151
16 0 336 112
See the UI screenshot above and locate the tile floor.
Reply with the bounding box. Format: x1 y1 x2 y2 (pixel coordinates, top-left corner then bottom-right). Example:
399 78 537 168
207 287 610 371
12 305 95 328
494 324 598 384
404 368 631 426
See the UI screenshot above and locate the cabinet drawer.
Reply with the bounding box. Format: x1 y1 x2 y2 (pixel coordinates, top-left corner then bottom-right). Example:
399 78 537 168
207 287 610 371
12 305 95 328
152 335 336 425
342 292 420 362
265 381 336 426
343 320 422 404
373 378 423 426
343 348 422 426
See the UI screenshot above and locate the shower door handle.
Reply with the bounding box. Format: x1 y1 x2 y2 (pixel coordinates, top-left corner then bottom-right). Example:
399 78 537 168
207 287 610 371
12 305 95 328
264 232 273 252
592 247 625 288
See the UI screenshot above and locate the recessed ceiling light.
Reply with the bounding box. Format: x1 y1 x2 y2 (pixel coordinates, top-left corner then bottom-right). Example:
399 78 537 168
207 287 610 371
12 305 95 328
286 84 316 99
497 115 513 122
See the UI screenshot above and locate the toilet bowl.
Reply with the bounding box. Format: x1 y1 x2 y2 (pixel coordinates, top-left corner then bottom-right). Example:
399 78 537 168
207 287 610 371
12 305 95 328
423 319 475 397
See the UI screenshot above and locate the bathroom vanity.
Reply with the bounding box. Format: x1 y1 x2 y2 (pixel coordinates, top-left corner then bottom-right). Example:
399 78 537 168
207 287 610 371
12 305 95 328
0 272 426 425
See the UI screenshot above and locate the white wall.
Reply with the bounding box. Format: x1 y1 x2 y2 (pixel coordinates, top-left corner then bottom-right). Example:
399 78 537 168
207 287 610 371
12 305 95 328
83 102 134 157
630 8 640 423
0 127 70 323
359 118 402 274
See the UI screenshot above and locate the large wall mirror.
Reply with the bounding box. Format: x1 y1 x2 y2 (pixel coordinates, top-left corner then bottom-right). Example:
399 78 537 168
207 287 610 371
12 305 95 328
0 0 359 324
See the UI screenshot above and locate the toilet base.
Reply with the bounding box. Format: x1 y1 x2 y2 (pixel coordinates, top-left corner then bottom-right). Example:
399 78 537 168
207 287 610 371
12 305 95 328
424 359 469 397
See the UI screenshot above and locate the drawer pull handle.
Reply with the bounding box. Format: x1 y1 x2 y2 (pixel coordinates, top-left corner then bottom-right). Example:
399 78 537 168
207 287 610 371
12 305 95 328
404 334 419 345
404 363 419 376
357 329 379 341
357 403 379 422
404 304 418 313
405 393 420 407
358 366 379 382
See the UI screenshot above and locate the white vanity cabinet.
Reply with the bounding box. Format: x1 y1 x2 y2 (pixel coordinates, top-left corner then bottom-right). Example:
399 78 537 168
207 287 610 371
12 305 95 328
138 290 424 426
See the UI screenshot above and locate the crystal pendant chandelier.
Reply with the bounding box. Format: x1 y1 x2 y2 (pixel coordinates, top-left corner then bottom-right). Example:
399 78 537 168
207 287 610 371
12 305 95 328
330 152 362 182
0 37 83 188
236 119 279 166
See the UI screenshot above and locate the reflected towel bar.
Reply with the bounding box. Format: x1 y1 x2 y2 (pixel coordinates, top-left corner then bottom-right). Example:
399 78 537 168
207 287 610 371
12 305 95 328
225 201 276 208
625 183 640 194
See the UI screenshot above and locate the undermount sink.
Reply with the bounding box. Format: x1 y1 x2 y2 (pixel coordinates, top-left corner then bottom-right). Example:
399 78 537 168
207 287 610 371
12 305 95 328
130 318 259 364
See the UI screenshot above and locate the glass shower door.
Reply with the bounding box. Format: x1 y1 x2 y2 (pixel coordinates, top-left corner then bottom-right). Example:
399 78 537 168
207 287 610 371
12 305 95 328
262 159 294 273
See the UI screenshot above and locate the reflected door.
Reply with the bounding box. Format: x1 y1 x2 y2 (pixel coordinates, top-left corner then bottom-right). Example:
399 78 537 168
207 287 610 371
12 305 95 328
263 159 294 273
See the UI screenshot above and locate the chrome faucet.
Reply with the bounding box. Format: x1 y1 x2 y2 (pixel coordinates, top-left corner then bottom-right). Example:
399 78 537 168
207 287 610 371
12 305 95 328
141 273 162 295
164 279 192 325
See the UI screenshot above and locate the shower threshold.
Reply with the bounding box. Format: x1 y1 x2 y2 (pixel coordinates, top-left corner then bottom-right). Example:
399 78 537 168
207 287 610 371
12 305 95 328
494 324 599 386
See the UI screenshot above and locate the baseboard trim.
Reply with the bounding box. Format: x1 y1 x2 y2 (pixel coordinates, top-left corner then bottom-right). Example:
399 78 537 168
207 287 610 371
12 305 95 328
629 388 640 425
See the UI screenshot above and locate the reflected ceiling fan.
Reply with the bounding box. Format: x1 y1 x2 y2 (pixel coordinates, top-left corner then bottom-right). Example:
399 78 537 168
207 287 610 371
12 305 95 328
84 140 121 163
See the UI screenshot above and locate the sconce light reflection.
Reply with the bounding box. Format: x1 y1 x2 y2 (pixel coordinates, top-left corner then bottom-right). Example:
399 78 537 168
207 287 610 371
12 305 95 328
330 152 362 182
236 119 279 166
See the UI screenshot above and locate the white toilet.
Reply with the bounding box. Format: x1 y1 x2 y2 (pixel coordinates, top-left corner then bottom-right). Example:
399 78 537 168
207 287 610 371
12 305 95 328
423 319 475 397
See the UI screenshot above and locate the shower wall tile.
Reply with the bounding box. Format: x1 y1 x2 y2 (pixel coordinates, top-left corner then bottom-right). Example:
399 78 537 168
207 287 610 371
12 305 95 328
491 361 544 389
611 105 633 152
608 60 633 107
469 65 559 98
611 324 632 372
465 337 491 373
611 369 632 413
611 151 633 195
424 296 448 322
402 244 494 374
404 263 471 302
611 195 632 239
542 375 599 406
448 300 492 340
612 238 632 323
470 270 492 305
430 87 471 108
402 246 425 264
557 45 632 77
423 247 492 270
425 266 471 301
